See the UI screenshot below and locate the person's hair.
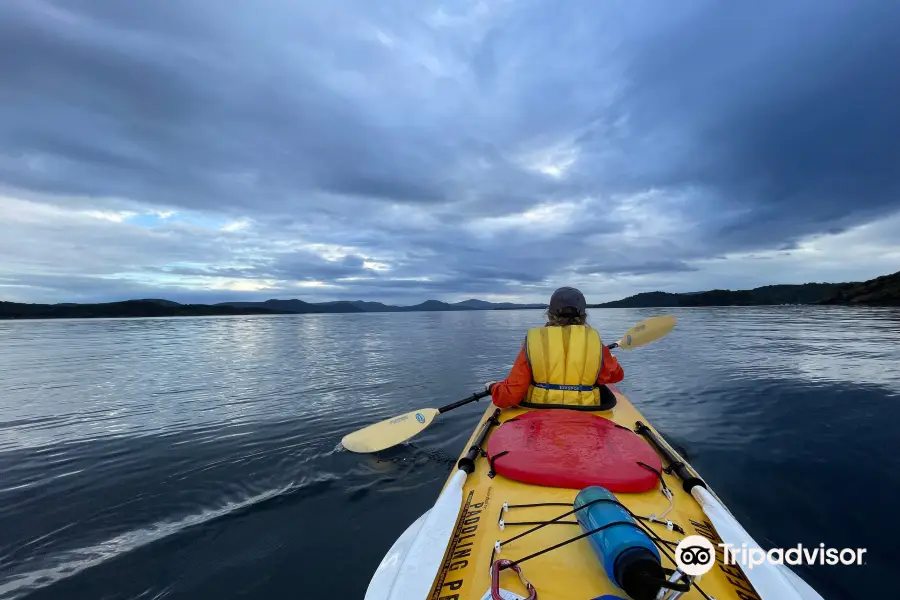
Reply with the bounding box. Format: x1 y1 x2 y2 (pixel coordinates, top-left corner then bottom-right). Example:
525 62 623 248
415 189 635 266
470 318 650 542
545 307 588 327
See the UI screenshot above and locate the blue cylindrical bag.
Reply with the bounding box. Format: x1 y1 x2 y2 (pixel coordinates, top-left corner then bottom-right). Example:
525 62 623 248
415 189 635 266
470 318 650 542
575 486 664 600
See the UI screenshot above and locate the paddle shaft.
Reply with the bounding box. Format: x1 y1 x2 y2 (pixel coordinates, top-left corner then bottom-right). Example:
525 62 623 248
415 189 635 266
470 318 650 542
634 421 707 493
437 389 491 414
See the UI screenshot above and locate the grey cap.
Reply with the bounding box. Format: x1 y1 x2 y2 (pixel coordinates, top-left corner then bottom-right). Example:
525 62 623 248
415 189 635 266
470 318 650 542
549 286 586 313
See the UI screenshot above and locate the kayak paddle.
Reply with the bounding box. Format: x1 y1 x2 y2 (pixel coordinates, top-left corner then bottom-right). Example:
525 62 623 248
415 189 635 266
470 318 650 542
360 316 677 600
608 314 676 350
341 315 677 454
341 390 490 453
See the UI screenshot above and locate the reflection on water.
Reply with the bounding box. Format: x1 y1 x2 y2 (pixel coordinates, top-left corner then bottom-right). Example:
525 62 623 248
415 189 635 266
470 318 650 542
0 307 898 600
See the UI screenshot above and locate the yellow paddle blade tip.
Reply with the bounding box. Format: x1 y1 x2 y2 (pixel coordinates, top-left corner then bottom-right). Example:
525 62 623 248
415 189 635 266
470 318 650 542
341 408 439 453
617 315 676 349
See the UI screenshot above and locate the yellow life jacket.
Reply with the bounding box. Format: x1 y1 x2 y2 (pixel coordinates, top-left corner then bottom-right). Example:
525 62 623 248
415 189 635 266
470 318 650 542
524 325 603 406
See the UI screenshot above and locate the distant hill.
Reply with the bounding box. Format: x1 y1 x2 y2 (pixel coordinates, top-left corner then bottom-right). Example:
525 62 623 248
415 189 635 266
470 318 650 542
138 298 182 307
454 299 546 310
222 299 365 314
5 272 897 320
321 300 405 312
592 282 847 308
0 300 282 320
0 297 548 320
819 270 900 306
218 298 545 313
405 300 473 311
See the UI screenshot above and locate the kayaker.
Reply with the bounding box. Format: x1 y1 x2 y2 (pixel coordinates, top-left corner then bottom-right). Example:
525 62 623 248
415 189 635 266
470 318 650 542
485 286 623 408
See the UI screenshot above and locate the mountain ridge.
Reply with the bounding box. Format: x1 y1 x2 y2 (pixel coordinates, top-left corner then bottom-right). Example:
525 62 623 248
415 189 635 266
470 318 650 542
455 299 546 310
0 297 545 319
591 282 848 308
3 270 898 319
818 270 900 306
590 272 899 308
0 299 283 320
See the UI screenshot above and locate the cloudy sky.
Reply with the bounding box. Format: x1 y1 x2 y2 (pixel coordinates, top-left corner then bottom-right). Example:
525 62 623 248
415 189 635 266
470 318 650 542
2 0 899 305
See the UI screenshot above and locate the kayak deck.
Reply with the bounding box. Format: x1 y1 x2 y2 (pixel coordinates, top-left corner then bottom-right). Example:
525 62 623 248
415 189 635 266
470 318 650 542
427 386 762 600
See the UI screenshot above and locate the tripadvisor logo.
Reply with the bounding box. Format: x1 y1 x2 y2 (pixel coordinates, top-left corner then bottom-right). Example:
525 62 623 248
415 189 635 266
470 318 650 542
676 536 867 575
675 536 716 576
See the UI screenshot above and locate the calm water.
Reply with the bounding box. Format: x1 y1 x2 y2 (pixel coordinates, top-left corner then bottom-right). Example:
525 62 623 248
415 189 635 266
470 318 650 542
1 308 899 600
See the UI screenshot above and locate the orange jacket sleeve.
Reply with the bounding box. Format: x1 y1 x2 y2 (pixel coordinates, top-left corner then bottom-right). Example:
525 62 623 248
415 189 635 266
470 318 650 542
490 342 624 408
597 345 624 384
490 347 532 408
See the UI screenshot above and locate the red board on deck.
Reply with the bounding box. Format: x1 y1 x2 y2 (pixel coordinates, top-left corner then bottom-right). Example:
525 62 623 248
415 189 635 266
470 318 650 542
485 410 662 492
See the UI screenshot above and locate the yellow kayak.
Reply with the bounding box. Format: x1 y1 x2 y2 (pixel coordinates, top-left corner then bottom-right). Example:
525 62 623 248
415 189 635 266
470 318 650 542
355 316 825 600
426 387 760 600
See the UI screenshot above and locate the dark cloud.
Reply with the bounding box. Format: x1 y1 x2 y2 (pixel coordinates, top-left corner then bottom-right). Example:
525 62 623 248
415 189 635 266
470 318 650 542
574 260 697 277
268 252 370 281
1 0 899 303
605 1 900 249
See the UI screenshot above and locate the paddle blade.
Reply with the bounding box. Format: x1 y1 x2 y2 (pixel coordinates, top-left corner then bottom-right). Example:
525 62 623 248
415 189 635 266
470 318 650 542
691 487 825 600
615 315 676 350
365 510 430 600
366 470 467 600
341 408 439 453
